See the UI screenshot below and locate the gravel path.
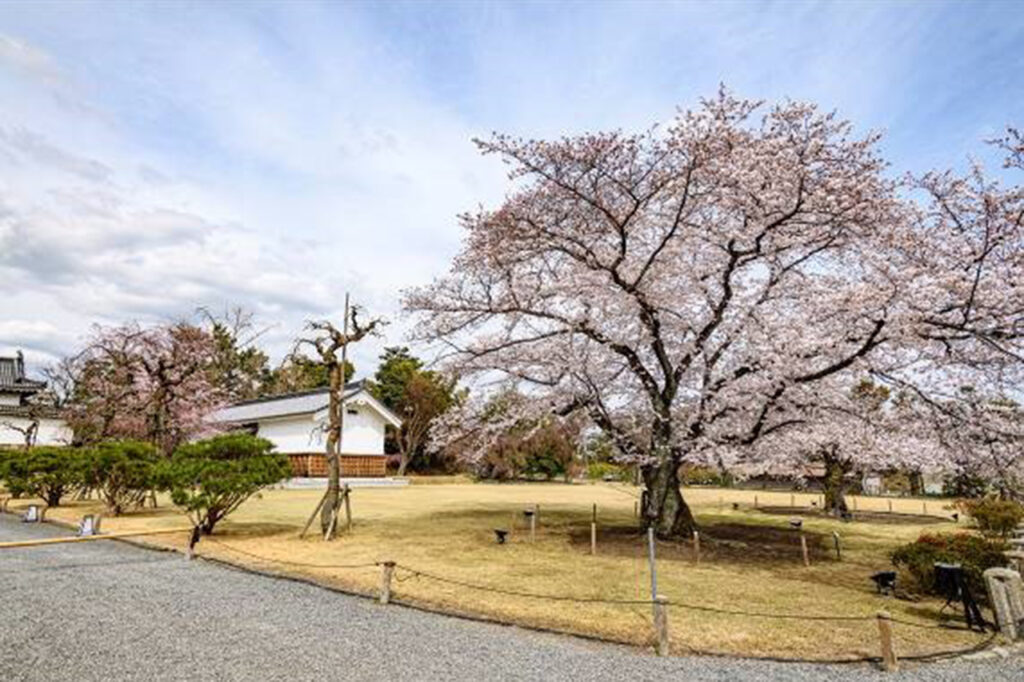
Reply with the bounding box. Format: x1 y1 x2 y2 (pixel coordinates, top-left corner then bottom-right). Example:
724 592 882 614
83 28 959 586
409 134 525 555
1 513 1021 681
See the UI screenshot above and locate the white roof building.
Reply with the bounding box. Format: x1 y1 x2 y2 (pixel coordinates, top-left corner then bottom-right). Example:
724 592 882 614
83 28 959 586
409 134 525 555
213 380 402 477
0 351 72 448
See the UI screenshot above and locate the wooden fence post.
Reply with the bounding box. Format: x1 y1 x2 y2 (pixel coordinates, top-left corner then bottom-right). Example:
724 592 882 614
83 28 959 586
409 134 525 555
800 534 810 567
590 503 597 556
693 530 701 564
876 610 898 671
380 561 396 605
343 484 352 531
653 595 670 656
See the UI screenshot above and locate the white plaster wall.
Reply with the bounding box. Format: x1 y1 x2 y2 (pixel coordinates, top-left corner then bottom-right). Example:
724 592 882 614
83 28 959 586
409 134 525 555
334 406 386 454
255 415 325 454
0 417 73 447
252 408 386 454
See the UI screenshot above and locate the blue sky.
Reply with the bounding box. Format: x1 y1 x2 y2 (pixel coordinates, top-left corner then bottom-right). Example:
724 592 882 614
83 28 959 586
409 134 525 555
0 0 1021 374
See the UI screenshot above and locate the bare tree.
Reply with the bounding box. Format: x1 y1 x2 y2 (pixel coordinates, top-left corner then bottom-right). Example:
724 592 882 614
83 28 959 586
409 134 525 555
294 294 385 538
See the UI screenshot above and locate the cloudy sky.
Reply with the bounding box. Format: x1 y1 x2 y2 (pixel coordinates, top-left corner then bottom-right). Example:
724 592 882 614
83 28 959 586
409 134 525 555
1 1 1021 376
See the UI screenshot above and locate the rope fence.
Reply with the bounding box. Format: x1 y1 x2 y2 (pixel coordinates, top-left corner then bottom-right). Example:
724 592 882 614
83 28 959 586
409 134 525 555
0 504 1000 670
192 535 993 669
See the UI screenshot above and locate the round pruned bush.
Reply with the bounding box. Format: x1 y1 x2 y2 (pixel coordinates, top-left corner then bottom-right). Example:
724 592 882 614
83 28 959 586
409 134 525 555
955 497 1024 538
0 446 83 506
890 532 1008 603
80 440 161 516
163 432 290 535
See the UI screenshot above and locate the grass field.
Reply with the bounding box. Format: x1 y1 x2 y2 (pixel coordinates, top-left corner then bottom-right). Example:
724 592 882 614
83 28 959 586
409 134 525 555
5 482 997 661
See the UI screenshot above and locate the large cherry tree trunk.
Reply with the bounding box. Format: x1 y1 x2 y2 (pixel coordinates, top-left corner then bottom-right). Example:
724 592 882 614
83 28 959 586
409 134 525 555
821 446 852 516
643 456 697 537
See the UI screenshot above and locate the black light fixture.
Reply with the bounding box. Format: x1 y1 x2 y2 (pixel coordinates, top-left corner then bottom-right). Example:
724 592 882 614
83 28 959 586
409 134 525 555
788 517 803 530
494 529 509 544
934 562 986 631
871 571 897 595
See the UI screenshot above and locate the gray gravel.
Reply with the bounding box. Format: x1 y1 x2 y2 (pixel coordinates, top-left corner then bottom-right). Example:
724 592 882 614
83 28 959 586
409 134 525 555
1 513 1021 681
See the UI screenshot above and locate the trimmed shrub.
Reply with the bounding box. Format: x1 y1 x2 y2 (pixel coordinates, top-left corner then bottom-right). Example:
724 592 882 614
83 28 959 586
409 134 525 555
162 433 290 534
586 461 628 482
681 465 732 487
80 440 161 515
890 532 1008 602
0 446 82 506
955 497 1024 538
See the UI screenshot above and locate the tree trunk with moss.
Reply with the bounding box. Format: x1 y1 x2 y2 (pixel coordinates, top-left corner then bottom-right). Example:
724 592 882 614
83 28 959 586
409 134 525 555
821 445 853 516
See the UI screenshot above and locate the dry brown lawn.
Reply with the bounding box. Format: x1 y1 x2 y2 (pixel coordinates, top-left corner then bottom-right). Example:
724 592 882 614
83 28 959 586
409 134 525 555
8 483 996 661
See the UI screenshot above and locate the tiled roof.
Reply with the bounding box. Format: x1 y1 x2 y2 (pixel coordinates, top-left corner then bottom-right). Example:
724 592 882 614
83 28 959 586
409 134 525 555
213 379 403 428
0 353 46 393
0 403 63 419
213 381 366 423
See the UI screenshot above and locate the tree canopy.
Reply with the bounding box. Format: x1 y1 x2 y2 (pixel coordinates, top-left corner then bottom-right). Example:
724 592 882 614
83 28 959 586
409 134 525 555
407 90 1024 536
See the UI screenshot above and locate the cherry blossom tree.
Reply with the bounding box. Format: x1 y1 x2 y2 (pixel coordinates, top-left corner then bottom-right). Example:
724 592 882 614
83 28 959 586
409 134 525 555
65 321 225 456
407 91 1024 538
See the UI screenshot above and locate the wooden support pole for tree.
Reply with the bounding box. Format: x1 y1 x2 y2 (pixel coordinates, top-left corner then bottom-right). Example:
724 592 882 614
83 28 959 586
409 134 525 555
299 489 329 538
380 561 396 604
876 610 898 672
653 595 670 656
693 530 701 564
800 533 810 567
922 501 927 516
790 493 796 508
832 531 842 561
530 504 538 543
754 495 758 509
888 499 893 514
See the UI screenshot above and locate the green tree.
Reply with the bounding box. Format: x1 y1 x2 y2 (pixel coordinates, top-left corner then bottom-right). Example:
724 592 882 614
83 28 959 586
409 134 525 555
80 440 161 515
369 347 456 476
162 433 290 535
206 315 272 401
0 446 83 506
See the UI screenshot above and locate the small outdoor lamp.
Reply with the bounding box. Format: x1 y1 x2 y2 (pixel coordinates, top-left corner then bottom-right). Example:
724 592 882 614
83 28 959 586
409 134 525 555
871 570 897 595
493 529 509 544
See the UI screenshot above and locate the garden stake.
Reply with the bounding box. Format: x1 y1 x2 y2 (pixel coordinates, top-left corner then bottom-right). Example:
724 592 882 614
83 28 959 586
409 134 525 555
653 595 670 656
647 527 658 615
876 611 898 671
380 561 395 604
800 534 810 567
